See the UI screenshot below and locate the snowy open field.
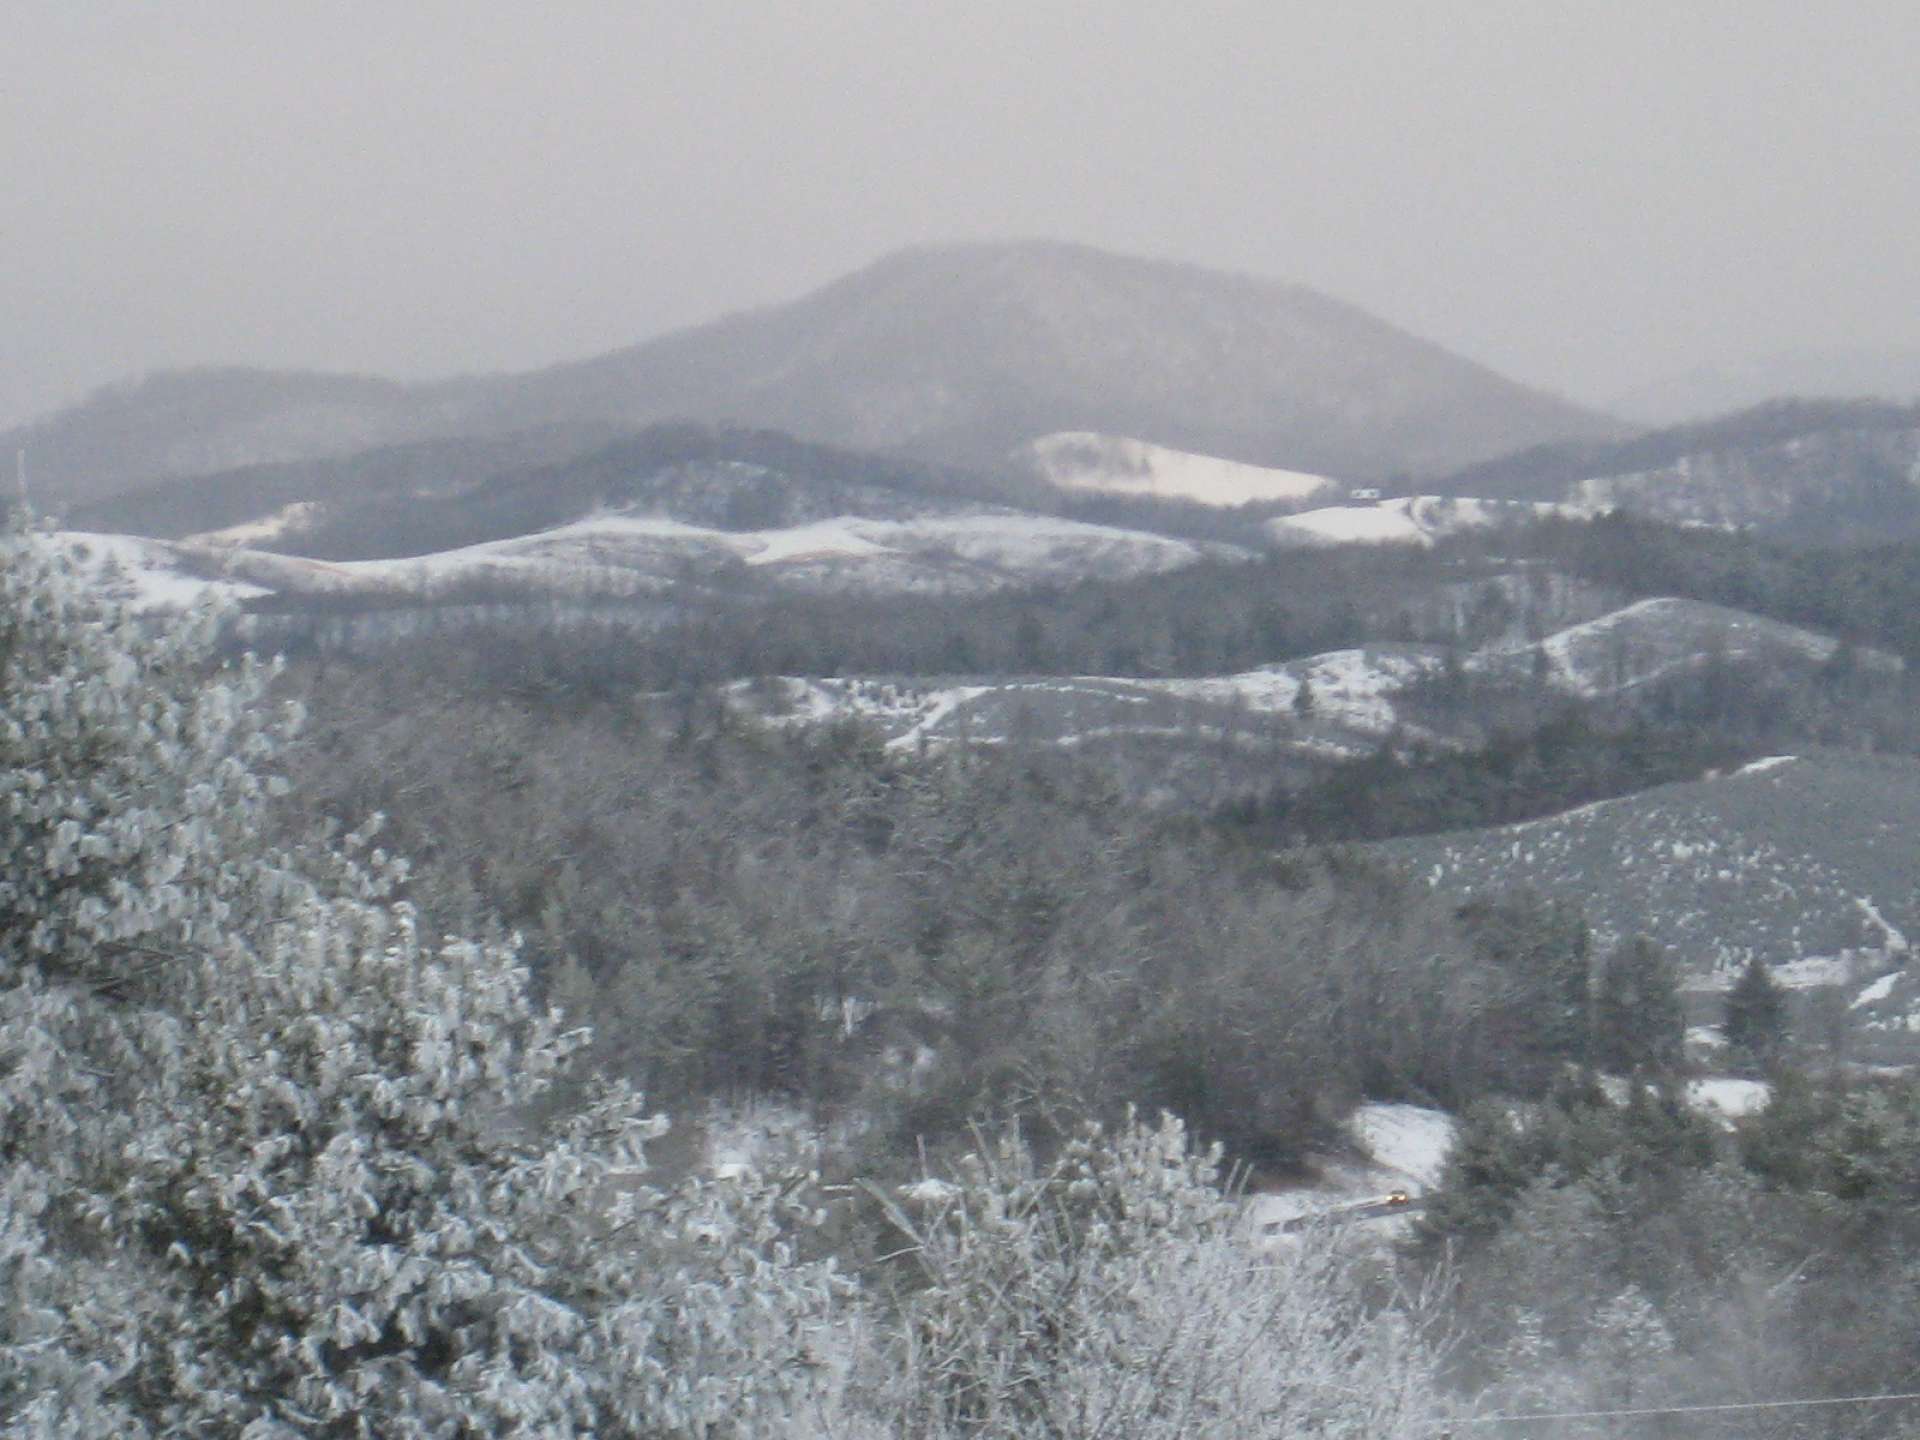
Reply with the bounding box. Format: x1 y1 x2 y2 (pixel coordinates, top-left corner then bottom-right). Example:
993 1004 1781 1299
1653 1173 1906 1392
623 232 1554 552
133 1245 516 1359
1026 431 1341 508
1267 494 1582 547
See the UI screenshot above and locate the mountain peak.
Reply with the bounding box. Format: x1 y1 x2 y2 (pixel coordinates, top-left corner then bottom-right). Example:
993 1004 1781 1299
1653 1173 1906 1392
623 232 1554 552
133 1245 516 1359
10 241 1623 508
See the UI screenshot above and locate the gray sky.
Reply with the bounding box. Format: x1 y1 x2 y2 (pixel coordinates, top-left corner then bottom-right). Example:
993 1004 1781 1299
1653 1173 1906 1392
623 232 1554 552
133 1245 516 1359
7 0 1919 429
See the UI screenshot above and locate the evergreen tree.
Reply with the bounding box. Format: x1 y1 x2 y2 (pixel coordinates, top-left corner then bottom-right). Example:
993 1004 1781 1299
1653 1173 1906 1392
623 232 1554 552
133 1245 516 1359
1724 957 1790 1066
1594 937 1685 1074
1417 1101 1543 1250
0 530 843 1437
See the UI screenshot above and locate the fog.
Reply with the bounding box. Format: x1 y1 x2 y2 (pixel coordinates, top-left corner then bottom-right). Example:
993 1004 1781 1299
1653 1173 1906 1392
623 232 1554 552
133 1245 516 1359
6 0 1918 428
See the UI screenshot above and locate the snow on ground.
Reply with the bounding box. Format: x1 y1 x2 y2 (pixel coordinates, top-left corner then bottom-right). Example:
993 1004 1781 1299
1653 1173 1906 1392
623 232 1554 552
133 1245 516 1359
1349 1103 1455 1188
886 685 996 750
736 678 998 750
1686 1078 1772 1121
50 531 268 612
113 509 1239 605
1763 955 1857 990
1270 500 1433 546
1475 598 1867 699
735 646 1440 755
1857 896 1911 956
1246 1104 1454 1243
186 501 319 547
901 512 1238 575
1154 648 1437 733
1737 755 1799 777
741 519 896 566
1267 495 1577 548
1854 972 1901 1008
1026 431 1339 508
1526 598 1686 695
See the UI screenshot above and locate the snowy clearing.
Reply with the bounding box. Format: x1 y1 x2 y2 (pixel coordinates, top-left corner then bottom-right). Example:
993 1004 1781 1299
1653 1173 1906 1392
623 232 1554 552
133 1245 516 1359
1026 431 1339 507
1686 1078 1772 1120
185 501 320 547
1349 1103 1455 1188
1245 1104 1455 1243
1267 495 1578 548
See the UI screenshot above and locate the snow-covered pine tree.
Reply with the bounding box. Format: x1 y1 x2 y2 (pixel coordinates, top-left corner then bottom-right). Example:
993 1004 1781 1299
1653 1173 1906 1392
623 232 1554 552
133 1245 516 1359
0 528 843 1437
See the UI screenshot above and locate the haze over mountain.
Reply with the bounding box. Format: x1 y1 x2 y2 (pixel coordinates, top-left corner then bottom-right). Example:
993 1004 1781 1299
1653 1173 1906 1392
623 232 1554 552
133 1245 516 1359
1611 346 1920 426
9 241 1621 510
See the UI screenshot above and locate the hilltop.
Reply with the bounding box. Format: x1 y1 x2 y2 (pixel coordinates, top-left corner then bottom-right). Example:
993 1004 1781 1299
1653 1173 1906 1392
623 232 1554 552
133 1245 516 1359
1438 399 1920 544
9 241 1620 508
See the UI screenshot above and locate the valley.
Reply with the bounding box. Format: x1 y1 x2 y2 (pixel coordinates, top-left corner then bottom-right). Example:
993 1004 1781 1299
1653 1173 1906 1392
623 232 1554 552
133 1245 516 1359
14 236 1920 1440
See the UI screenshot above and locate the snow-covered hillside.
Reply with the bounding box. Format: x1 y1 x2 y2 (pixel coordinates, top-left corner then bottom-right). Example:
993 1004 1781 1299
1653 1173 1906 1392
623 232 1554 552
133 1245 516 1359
1267 494 1578 547
1380 751 1920 990
1469 596 1898 697
1568 428 1920 534
60 507 1251 608
1439 400 1920 544
49 532 267 612
731 591 1877 755
1025 432 1340 508
732 645 1446 757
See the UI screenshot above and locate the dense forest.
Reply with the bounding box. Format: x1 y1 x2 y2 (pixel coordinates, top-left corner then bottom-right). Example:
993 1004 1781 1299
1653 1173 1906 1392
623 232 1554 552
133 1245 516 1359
12 486 1920 1436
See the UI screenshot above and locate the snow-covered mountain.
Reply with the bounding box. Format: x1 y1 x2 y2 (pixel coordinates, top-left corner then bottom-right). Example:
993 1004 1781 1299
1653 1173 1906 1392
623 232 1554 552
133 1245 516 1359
8 241 1621 509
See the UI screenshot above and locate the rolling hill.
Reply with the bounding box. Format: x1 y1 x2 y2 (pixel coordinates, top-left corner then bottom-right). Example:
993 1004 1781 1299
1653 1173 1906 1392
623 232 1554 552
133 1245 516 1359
714 593 1886 820
44 429 1252 610
1438 399 1920 543
1376 751 1920 993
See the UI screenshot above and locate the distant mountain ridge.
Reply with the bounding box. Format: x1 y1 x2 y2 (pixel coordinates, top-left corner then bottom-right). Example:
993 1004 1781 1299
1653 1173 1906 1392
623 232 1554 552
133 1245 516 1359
1611 347 1920 426
9 240 1622 508
1438 398 1920 542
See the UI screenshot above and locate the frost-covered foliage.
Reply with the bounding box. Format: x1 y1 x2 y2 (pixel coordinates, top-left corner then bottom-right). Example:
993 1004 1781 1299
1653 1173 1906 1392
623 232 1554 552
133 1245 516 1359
0 528 844 1437
861 1113 1441 1439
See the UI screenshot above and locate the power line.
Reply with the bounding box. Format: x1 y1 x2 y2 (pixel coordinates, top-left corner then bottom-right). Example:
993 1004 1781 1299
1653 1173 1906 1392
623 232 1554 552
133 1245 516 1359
1450 1388 1920 1427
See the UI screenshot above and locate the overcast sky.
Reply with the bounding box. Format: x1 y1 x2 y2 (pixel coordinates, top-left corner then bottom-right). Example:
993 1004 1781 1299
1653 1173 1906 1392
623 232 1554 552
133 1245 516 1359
6 0 1918 428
